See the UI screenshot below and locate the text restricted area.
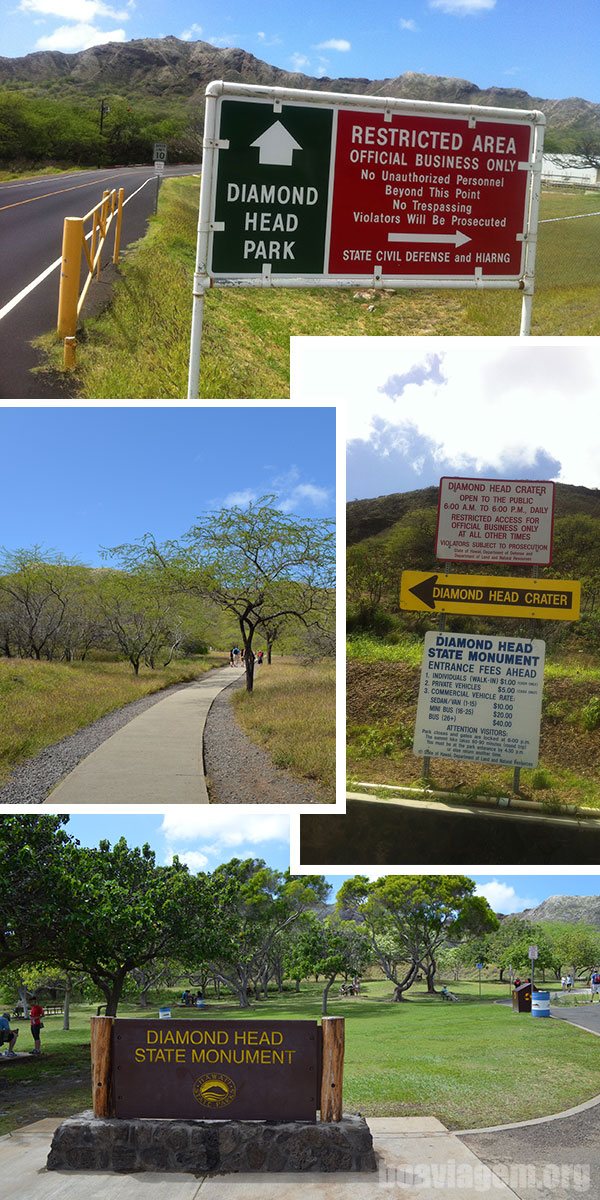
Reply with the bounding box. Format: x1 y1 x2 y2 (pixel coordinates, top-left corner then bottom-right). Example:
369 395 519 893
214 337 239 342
436 477 555 563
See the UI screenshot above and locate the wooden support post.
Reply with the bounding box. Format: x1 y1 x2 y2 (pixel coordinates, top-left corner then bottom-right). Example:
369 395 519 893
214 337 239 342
320 1016 344 1122
90 1015 114 1118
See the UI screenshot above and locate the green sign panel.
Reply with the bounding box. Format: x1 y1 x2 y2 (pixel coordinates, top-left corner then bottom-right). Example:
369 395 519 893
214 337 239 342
212 100 333 276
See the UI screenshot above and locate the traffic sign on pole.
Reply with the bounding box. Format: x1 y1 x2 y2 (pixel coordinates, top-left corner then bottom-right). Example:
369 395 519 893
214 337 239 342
413 631 545 768
187 81 545 397
400 570 580 621
436 477 555 565
153 142 168 162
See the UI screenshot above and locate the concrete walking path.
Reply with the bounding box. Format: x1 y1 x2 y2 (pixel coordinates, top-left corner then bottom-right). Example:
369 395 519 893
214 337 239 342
47 667 239 805
0 1116 519 1199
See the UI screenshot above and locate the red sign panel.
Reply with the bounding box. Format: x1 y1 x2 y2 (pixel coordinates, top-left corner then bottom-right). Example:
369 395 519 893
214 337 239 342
328 110 533 278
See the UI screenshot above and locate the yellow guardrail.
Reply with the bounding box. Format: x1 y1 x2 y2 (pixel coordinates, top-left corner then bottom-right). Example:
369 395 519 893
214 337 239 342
57 186 124 369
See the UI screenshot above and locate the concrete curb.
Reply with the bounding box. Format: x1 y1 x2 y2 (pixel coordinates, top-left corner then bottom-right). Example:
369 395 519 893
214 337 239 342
351 780 599 819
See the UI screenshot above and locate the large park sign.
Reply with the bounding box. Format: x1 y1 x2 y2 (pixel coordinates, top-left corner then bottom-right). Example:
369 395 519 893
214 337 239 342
112 1018 320 1121
187 81 545 395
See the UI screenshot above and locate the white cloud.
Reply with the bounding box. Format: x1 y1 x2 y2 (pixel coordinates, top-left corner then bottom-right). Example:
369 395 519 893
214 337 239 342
474 881 531 914
180 22 203 40
292 337 600 492
429 0 495 12
160 811 290 857
290 52 310 71
256 31 282 46
167 849 210 872
315 38 351 52
279 482 330 513
207 34 236 47
399 18 418 31
223 488 258 508
34 21 126 49
21 0 129 18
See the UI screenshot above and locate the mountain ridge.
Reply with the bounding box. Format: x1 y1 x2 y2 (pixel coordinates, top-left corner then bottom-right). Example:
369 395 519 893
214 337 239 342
1 36 598 144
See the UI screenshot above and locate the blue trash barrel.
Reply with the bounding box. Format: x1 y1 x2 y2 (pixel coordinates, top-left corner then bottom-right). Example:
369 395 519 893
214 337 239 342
158 1006 171 1019
531 991 550 1018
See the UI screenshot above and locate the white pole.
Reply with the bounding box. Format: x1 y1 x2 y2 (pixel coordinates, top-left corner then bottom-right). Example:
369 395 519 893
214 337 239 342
187 88 220 399
520 115 546 336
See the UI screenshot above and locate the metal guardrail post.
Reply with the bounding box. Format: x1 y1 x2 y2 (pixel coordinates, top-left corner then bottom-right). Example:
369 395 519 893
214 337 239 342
57 216 84 340
113 188 125 264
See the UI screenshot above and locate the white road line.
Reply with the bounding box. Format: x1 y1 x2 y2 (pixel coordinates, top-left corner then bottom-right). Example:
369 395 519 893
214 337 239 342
0 176 154 322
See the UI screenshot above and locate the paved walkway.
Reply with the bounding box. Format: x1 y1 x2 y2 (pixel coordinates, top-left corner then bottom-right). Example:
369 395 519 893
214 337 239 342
0 1116 521 1199
47 668 238 805
550 1002 600 1035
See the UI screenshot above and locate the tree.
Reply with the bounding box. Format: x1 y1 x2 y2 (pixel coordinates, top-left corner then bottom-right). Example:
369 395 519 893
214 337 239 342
286 913 372 1014
107 496 335 691
207 859 329 1007
0 816 75 971
54 838 229 1015
337 875 497 1000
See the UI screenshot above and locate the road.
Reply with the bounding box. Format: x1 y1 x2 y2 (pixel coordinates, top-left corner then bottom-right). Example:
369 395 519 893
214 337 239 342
300 795 600 865
0 164 200 398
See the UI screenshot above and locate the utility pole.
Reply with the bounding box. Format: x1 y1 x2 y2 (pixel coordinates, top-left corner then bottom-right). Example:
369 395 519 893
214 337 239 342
99 98 110 135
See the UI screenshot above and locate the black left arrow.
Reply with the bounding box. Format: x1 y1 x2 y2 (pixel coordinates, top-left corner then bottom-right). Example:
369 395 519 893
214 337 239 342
409 574 438 609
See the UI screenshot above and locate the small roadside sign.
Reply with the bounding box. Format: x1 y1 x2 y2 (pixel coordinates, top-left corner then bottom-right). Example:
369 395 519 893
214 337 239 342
400 570 580 621
153 142 168 162
154 160 165 173
436 477 555 565
413 631 545 768
529 945 539 961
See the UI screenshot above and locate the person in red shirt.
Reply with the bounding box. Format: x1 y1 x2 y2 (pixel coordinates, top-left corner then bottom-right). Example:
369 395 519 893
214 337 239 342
29 996 44 1055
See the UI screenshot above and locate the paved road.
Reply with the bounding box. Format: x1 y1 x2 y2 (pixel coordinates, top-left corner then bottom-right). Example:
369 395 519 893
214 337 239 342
46 666 235 805
551 1003 600 1035
300 795 600 865
0 164 200 398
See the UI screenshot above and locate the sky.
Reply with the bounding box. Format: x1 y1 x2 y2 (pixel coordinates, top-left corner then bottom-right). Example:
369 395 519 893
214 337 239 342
0 406 335 566
64 814 598 912
290 337 600 502
1 1 599 104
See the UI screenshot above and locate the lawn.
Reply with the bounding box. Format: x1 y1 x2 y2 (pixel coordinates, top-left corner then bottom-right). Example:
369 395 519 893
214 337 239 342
2 980 599 1135
231 659 335 801
38 180 600 399
0 653 226 785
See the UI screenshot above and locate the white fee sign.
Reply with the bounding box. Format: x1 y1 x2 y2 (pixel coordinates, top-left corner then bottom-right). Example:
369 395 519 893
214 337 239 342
414 631 546 768
435 477 555 565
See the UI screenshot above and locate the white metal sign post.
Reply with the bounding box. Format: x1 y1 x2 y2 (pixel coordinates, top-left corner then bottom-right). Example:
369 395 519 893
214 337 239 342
414 632 546 769
188 81 545 397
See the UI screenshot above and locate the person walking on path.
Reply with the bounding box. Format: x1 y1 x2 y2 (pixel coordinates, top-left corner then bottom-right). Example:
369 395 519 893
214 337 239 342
0 1012 19 1057
590 970 600 1001
29 996 44 1055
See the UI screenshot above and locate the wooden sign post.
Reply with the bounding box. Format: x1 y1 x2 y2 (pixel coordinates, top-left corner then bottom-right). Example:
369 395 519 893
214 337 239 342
320 1016 345 1122
91 1015 114 1118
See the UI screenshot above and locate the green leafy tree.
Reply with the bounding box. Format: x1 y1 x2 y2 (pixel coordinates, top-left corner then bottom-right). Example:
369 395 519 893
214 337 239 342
286 913 372 1014
107 496 335 691
0 816 75 971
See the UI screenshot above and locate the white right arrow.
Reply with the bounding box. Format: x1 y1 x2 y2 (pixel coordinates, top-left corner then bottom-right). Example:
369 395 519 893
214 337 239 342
388 230 471 247
250 121 302 167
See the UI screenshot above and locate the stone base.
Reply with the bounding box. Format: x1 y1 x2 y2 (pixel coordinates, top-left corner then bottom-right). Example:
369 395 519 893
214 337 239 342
46 1111 377 1173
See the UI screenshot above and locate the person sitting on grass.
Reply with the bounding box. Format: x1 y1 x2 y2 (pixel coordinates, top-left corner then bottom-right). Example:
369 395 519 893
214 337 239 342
440 986 459 1002
0 1012 19 1057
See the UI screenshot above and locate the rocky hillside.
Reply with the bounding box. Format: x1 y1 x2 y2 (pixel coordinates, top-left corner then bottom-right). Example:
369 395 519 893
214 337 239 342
514 895 600 927
347 482 600 546
1 36 599 142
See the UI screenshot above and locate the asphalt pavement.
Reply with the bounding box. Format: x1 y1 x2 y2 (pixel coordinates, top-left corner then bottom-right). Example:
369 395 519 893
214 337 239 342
300 796 600 865
0 164 200 398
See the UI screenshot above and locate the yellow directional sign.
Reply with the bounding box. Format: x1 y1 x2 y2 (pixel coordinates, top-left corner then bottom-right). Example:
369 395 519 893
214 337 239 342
400 571 580 621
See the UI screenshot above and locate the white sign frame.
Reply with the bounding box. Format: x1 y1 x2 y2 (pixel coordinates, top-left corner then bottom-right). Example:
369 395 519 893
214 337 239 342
413 631 546 769
188 81 545 397
435 477 556 565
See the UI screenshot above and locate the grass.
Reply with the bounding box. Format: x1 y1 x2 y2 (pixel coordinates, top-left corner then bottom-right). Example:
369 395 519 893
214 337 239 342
0 653 226 784
2 980 600 1135
231 660 335 801
37 181 600 399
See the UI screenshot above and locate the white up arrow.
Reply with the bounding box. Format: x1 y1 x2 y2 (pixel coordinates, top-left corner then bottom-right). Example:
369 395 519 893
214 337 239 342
250 121 302 167
388 230 471 247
